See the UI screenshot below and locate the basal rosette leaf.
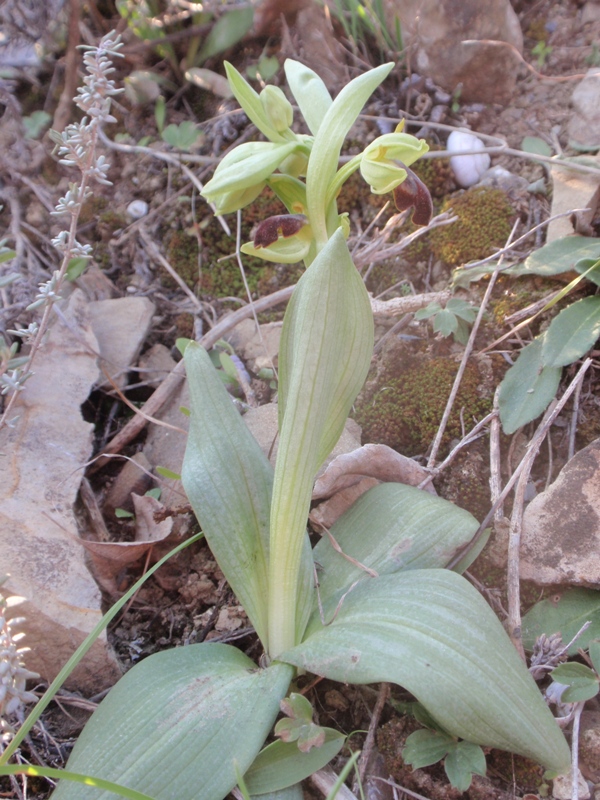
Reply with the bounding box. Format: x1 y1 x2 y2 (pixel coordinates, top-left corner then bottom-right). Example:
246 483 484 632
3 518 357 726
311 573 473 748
52 644 293 800
278 571 570 772
182 342 272 648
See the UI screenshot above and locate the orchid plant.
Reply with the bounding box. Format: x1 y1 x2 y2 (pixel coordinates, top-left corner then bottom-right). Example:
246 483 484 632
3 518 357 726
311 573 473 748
50 61 569 800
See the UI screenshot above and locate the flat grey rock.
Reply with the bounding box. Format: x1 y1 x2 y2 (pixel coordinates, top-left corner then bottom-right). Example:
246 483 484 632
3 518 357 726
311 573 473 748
520 439 600 586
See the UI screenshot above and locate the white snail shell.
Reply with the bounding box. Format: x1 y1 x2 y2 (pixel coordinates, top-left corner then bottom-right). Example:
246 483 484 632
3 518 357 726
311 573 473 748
447 130 490 188
126 200 149 219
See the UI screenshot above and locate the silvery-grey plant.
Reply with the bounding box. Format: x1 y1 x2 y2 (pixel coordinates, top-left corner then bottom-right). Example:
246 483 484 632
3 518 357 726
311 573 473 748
0 32 123 429
0 580 38 748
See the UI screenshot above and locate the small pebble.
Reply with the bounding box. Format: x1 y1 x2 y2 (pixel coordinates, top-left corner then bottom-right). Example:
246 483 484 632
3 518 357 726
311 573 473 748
126 199 148 219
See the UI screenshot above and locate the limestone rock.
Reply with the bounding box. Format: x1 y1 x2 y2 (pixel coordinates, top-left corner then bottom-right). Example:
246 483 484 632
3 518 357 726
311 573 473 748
226 318 282 374
547 156 600 242
88 296 155 389
568 69 600 148
0 291 120 691
520 439 600 586
385 0 523 104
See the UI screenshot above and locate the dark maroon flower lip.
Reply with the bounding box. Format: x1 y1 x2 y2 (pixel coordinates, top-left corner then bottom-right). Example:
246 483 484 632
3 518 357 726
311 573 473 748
392 165 433 226
253 214 308 248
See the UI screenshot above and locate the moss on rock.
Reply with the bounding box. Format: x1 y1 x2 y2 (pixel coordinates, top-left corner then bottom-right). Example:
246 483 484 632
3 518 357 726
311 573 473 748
430 187 514 267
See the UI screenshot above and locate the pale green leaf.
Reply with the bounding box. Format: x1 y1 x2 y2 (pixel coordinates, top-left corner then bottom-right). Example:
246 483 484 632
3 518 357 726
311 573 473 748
552 663 599 702
541 296 600 367
444 742 486 792
250 785 304 800
284 60 332 136
269 230 373 652
197 7 254 64
66 256 90 281
279 571 571 772
574 257 600 287
498 337 561 434
224 62 285 143
521 136 553 157
402 729 453 768
305 63 393 241
589 640 600 673
524 236 600 277
244 730 345 794
433 309 458 337
522 587 600 655
53 644 293 800
312 482 479 606
182 342 273 648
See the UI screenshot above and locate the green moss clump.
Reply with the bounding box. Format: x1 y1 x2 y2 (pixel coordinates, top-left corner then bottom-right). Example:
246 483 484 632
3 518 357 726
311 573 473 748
166 187 304 299
354 356 491 457
430 187 514 267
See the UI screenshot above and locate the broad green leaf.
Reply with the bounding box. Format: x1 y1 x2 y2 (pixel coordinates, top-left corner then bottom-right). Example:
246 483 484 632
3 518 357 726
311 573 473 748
182 342 273 648
542 296 600 367
53 644 293 800
284 60 332 136
279 571 571 772
444 742 486 792
402 729 453 768
244 729 345 794
414 302 441 320
551 663 599 702
0 248 16 265
312 482 480 606
522 587 600 655
521 136 553 157
197 7 254 64
498 337 561 434
575 257 600 287
590 640 600 673
433 309 458 337
524 236 600 277
306 63 393 243
269 230 373 654
446 297 478 322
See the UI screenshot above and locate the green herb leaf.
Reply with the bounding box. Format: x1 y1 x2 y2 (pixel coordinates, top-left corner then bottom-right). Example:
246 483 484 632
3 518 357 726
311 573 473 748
522 588 600 654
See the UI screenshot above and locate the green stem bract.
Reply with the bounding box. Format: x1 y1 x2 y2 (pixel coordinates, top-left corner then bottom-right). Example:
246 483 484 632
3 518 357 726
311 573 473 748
267 230 374 656
326 155 363 210
305 63 393 247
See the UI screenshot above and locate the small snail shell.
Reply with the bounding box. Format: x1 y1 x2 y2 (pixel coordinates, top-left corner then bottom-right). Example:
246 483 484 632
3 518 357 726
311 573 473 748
126 200 148 219
447 130 490 188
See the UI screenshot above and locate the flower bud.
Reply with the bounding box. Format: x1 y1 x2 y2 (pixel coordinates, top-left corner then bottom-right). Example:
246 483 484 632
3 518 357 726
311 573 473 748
360 130 429 195
202 140 298 213
260 85 293 133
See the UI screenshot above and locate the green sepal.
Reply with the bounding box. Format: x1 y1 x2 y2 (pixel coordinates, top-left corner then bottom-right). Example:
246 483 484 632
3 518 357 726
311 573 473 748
224 61 289 143
284 60 332 136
